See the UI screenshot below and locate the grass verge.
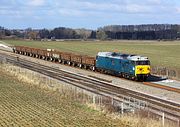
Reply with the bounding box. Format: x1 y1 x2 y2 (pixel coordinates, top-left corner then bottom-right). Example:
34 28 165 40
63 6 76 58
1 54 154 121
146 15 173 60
0 64 173 127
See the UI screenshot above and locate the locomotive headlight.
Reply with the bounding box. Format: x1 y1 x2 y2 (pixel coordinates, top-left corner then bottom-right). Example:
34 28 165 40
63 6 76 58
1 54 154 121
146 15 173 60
133 67 135 70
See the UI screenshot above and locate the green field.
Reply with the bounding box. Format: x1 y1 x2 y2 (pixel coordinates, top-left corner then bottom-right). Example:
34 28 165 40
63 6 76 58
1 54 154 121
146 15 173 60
2 40 180 69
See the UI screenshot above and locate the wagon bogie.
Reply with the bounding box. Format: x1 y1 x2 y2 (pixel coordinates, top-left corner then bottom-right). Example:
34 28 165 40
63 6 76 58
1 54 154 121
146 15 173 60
30 48 38 57
25 48 31 56
37 49 46 59
52 51 62 62
70 55 82 66
21 47 26 53
58 59 62 63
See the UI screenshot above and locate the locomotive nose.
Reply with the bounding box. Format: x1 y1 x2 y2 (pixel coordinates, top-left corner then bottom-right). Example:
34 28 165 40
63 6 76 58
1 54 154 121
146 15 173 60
135 65 150 75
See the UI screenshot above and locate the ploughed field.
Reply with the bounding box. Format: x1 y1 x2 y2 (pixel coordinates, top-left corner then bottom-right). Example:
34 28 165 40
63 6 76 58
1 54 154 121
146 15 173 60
3 40 180 69
0 70 126 127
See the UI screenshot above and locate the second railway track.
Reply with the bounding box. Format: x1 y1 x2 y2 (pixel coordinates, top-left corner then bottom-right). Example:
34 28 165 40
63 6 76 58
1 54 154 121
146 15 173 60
1 48 180 94
0 52 180 123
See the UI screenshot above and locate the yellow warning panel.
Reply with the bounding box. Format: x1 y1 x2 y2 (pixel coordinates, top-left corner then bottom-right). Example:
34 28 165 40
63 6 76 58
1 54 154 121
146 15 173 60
135 65 150 75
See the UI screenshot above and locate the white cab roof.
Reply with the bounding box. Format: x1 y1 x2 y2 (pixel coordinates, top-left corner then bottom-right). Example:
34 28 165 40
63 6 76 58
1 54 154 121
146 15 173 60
97 52 149 61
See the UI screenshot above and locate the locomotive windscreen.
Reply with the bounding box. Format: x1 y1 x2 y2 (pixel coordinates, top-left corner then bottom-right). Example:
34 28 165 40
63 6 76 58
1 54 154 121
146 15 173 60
135 61 150 65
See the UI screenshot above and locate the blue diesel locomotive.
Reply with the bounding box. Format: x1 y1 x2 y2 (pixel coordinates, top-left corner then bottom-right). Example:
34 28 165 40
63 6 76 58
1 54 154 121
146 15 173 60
96 52 150 81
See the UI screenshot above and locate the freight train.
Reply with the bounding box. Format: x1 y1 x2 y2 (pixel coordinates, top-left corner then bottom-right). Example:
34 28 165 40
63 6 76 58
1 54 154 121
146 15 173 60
13 46 150 81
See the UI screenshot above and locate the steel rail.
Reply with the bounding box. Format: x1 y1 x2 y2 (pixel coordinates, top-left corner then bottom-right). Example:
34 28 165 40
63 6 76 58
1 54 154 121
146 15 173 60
1 49 180 94
2 55 180 120
143 82 180 93
1 53 180 109
7 57 180 106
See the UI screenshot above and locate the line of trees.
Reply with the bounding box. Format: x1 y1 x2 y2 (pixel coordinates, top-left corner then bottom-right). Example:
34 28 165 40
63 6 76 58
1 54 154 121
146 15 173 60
38 28 97 40
99 24 180 40
0 27 97 40
1 24 180 40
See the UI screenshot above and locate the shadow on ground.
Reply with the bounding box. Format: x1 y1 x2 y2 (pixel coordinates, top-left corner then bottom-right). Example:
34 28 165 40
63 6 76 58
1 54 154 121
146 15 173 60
146 75 167 82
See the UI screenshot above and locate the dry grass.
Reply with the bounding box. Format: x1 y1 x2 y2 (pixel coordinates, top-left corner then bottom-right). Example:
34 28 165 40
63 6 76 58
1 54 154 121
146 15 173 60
0 64 173 127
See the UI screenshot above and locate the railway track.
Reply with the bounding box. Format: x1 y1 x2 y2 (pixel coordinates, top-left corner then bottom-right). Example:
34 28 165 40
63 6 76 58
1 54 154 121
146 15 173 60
143 81 180 93
1 48 180 94
0 52 180 123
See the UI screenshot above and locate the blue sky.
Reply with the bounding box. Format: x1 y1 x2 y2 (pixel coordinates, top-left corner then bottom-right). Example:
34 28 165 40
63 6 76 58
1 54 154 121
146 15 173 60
0 0 180 29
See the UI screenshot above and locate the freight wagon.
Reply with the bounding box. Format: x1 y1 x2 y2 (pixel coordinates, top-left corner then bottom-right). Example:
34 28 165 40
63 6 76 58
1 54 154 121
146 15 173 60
13 46 150 81
13 46 96 70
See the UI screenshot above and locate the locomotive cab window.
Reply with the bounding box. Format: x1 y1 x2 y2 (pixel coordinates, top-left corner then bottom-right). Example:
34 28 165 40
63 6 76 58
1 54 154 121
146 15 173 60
135 61 150 65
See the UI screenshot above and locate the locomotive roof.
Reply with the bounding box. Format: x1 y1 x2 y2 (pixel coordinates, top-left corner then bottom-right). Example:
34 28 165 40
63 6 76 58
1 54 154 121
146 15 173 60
97 52 149 61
